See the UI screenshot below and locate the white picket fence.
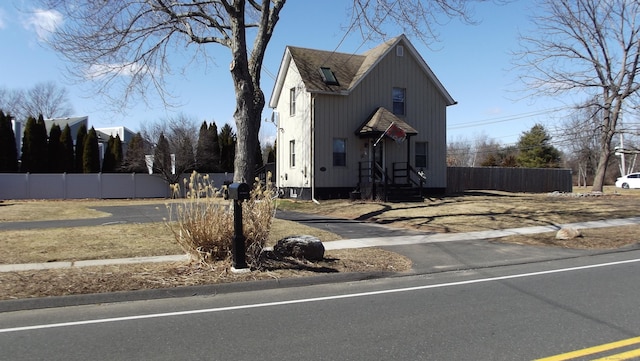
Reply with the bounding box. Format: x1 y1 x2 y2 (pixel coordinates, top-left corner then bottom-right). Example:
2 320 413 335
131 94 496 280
0 173 234 200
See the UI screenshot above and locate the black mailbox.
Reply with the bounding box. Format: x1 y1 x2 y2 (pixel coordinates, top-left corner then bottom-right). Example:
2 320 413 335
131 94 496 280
228 182 250 200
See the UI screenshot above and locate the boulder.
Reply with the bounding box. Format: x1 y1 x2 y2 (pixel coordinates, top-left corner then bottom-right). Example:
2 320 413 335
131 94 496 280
556 227 582 240
274 235 325 261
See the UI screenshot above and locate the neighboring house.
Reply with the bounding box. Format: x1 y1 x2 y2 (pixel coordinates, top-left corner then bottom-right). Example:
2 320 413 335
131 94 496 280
269 34 456 201
46 117 135 165
95 126 136 157
44 116 89 141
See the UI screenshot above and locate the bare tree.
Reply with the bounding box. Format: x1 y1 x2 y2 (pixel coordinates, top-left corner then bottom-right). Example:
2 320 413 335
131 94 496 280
0 87 24 120
555 102 601 187
141 113 199 183
516 0 640 192
446 136 473 166
23 81 74 119
39 0 489 183
0 82 74 121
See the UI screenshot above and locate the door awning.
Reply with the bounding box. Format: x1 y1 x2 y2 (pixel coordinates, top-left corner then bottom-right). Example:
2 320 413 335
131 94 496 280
355 107 418 138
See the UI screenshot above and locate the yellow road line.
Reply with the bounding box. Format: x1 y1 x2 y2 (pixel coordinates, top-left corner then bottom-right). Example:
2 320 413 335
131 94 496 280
591 348 640 361
534 336 640 361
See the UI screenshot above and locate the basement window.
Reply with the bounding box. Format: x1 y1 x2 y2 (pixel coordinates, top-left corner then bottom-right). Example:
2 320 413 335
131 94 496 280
319 67 339 86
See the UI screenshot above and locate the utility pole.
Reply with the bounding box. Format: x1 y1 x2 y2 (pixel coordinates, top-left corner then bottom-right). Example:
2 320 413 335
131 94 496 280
620 133 626 176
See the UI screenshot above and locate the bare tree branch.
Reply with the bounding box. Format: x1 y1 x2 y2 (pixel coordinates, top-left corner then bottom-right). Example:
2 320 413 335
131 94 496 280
515 0 640 191
39 0 489 183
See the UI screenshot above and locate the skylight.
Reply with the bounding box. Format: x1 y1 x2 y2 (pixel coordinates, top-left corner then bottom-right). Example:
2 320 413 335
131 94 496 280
319 67 339 86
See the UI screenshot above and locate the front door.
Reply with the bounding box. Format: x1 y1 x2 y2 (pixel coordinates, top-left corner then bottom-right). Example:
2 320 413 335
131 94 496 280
371 139 385 181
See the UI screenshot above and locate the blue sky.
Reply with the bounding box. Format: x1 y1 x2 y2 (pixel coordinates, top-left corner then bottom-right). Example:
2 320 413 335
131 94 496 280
0 1 571 147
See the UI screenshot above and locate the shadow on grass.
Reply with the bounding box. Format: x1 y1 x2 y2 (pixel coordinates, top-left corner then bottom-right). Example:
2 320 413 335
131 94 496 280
258 252 339 273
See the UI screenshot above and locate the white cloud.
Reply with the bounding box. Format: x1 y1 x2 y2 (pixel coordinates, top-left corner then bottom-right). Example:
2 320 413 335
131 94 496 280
23 8 63 41
0 8 7 29
85 63 153 80
486 107 504 116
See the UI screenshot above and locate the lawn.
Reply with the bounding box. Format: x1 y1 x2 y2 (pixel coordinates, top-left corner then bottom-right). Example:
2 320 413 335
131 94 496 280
1 187 638 300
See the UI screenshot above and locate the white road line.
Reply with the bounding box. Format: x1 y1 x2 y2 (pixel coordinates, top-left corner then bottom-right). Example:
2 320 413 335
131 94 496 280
1 258 639 334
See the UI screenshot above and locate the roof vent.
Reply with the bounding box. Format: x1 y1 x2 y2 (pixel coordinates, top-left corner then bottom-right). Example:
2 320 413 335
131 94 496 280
319 67 339 86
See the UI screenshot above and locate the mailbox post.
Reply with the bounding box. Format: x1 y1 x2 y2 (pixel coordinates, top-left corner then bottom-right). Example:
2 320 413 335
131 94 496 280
227 182 250 271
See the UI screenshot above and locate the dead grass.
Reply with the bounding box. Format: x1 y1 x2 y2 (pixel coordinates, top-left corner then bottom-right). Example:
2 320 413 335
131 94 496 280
495 225 640 250
0 223 181 264
0 199 111 221
276 188 640 234
1 187 639 301
0 219 342 265
0 248 410 300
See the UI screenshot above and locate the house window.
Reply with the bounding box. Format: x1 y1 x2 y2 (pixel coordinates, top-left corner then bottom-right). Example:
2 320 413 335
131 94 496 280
289 88 296 116
396 45 404 57
393 87 405 116
289 140 295 167
415 141 428 168
320 67 339 86
333 138 346 166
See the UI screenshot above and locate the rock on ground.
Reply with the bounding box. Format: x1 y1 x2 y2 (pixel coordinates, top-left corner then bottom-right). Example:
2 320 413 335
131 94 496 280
274 235 325 261
556 227 582 240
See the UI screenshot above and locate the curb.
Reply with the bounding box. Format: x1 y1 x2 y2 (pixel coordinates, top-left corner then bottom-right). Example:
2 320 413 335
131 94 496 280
0 255 190 273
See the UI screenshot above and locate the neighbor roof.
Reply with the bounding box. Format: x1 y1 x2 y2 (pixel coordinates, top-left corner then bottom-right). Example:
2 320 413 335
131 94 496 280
44 116 88 133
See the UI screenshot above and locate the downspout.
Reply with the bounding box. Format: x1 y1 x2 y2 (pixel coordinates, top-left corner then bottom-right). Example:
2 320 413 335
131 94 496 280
275 110 281 198
311 94 319 204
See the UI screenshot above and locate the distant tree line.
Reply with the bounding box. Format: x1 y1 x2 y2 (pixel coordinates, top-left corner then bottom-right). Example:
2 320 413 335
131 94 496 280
143 118 269 184
0 110 122 173
0 110 275 180
447 124 562 169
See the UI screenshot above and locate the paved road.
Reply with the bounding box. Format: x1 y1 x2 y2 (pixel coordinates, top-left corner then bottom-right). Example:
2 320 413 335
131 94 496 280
1 251 639 360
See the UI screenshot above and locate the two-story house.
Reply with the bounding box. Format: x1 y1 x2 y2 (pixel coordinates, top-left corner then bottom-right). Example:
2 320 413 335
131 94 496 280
269 34 456 201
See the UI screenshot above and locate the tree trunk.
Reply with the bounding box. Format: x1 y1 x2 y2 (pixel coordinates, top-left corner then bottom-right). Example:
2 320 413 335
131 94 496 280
232 87 262 184
591 99 620 192
228 1 264 184
591 147 610 192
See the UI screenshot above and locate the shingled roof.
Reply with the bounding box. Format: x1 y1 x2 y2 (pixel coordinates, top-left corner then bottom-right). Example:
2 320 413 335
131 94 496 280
269 34 455 107
355 107 418 136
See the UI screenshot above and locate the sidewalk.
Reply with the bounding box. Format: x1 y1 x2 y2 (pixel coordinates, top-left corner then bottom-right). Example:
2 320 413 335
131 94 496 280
3 217 639 273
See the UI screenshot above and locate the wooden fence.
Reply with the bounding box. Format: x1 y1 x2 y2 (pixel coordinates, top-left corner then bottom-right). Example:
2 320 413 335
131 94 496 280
446 167 573 194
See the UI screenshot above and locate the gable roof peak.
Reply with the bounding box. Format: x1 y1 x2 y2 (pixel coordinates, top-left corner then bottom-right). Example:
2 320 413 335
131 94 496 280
269 34 455 108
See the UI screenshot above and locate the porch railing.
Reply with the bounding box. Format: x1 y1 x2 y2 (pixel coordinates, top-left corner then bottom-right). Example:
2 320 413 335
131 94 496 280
359 161 427 200
392 162 426 194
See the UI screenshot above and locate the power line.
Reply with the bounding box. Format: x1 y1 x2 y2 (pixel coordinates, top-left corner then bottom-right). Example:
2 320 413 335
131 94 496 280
447 107 568 130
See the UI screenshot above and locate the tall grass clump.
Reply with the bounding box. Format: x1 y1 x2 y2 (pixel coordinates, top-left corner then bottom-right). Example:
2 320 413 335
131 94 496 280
166 171 276 268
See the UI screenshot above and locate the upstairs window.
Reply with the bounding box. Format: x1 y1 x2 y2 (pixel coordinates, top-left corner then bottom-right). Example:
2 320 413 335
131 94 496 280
289 88 296 116
393 87 405 116
320 67 339 86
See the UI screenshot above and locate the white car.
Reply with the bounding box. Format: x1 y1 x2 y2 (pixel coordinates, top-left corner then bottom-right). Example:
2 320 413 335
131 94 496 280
615 172 640 189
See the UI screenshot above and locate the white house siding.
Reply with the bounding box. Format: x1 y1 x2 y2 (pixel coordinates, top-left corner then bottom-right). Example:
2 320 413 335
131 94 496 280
313 39 448 189
274 59 313 196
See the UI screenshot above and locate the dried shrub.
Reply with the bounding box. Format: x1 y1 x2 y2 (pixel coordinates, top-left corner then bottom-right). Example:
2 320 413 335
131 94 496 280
166 171 275 268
